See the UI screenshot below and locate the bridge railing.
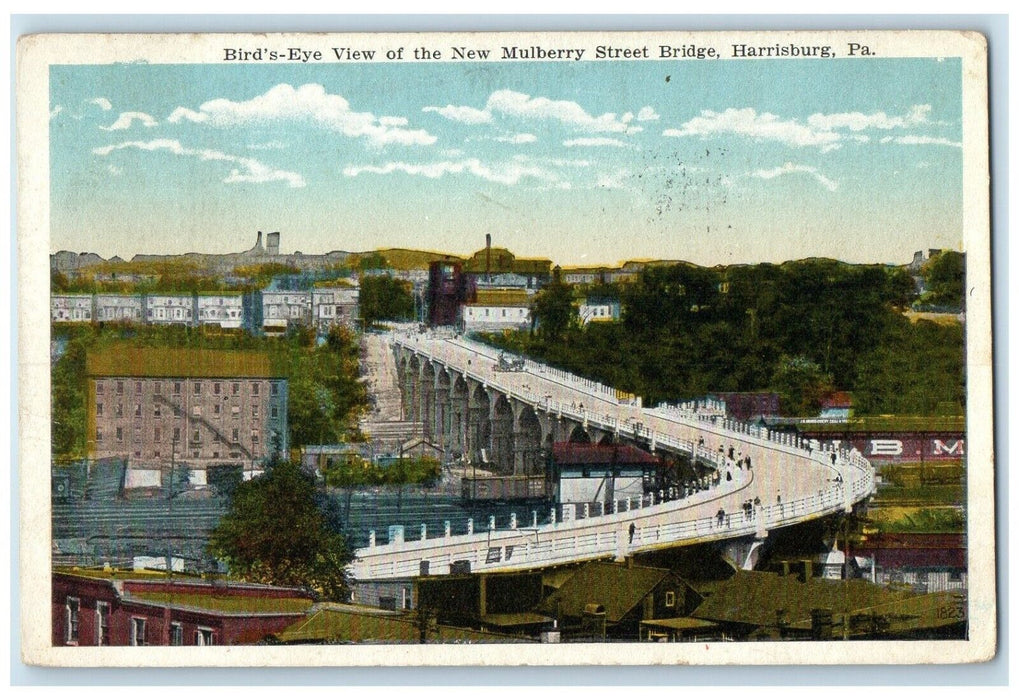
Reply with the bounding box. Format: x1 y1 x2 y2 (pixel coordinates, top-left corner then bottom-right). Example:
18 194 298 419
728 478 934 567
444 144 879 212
352 458 873 580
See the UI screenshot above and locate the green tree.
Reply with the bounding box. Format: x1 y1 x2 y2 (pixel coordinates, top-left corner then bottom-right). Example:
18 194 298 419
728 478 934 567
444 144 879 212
530 274 576 343
922 251 965 309
770 355 834 417
360 275 415 326
208 459 351 600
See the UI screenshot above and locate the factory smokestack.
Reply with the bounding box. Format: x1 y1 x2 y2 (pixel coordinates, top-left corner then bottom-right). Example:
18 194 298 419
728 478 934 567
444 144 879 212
485 234 492 283
254 231 264 253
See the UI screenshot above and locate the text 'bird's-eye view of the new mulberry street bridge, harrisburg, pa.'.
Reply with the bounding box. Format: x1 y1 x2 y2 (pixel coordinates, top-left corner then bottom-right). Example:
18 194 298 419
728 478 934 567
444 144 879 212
45 54 971 645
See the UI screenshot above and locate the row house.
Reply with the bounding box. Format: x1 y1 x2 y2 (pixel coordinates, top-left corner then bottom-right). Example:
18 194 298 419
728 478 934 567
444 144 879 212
196 292 244 329
95 294 144 323
578 298 621 324
262 290 312 335
53 569 314 646
311 287 360 334
86 346 288 472
460 287 532 332
51 294 94 323
145 294 196 326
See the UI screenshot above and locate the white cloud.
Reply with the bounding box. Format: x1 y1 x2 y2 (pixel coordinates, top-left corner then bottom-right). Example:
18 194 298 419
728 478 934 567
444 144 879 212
168 83 435 147
636 107 660 122
806 104 931 132
562 137 630 148
880 134 962 148
343 158 563 187
93 138 305 187
752 162 838 192
90 97 113 111
665 108 841 151
486 90 641 133
423 104 493 124
424 90 653 134
101 111 158 131
494 133 538 144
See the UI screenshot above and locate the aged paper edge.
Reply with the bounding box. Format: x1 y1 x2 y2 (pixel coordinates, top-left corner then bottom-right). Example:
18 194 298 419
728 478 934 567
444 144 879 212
17 29 995 668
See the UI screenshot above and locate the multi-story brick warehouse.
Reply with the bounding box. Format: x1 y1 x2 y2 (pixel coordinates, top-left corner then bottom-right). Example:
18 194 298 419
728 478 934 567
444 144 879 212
86 347 288 474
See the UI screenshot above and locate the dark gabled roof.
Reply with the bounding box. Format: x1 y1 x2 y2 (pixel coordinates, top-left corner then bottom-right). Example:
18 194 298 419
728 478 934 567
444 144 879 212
539 561 671 623
86 346 282 379
689 570 915 629
552 442 659 466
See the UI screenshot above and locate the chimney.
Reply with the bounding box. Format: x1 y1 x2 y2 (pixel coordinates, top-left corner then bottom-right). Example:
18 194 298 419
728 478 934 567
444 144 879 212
485 234 492 283
254 231 264 253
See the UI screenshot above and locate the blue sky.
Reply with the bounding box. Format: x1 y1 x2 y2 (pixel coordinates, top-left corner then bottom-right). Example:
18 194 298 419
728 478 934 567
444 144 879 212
50 58 963 266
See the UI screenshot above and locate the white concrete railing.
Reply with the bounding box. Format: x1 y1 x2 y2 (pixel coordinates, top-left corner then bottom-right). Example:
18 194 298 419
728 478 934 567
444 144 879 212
349 450 873 581
352 333 875 582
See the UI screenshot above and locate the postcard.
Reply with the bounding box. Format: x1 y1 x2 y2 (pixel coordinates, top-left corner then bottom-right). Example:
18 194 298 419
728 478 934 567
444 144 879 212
17 29 993 666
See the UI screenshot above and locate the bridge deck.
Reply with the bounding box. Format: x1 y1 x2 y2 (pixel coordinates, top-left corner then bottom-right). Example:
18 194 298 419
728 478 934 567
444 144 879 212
350 332 874 581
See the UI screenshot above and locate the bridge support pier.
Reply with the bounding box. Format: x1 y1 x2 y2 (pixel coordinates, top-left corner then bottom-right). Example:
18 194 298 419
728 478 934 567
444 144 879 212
721 534 770 571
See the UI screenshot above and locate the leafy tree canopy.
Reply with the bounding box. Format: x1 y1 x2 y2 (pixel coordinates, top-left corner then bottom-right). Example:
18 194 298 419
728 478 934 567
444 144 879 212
208 458 352 600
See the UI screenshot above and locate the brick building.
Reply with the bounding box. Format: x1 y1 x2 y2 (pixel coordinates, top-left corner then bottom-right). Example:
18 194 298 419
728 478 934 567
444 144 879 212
86 347 288 472
53 568 314 646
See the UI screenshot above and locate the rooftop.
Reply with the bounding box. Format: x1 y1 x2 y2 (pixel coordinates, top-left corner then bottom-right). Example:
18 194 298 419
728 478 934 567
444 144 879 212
86 346 282 379
125 591 314 616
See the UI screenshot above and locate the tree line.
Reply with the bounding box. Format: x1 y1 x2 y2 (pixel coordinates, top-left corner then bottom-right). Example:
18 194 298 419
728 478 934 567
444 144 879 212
485 256 965 417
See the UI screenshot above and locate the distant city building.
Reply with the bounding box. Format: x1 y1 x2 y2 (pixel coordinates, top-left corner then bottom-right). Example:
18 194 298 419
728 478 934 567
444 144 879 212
145 294 196 326
261 290 312 334
196 292 244 329
426 261 471 327
460 288 531 332
53 568 313 646
578 298 621 324
86 347 288 473
462 236 552 289
51 294 93 323
94 294 144 323
711 392 782 422
818 391 853 421
311 286 360 333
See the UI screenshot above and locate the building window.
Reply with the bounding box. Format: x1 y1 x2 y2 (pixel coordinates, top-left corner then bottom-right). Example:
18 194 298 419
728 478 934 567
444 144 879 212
214 404 221 415
173 427 181 442
115 404 123 418
173 382 182 395
135 404 142 417
65 597 80 644
154 405 161 418
252 405 259 418
130 618 146 646
116 381 124 396
271 383 278 396
231 405 240 415
271 406 279 419
96 382 104 395
251 430 260 444
96 403 103 417
232 428 239 443
96 428 103 442
173 405 181 418
154 427 161 442
195 628 214 646
135 381 142 394
96 601 110 646
251 383 259 396
170 622 183 646
214 382 221 395
154 382 161 395
193 382 202 395
116 427 123 442
193 406 202 417
232 383 239 395
193 429 201 443
665 591 676 608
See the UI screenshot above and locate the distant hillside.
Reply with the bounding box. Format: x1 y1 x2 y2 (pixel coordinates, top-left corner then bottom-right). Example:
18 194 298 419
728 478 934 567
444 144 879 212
360 248 464 270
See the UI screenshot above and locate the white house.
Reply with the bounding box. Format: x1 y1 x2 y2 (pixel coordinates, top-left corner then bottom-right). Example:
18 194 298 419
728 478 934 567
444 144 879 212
51 294 94 323
311 287 360 333
578 299 621 324
94 294 144 323
461 303 531 332
197 293 245 329
262 290 312 332
145 294 196 326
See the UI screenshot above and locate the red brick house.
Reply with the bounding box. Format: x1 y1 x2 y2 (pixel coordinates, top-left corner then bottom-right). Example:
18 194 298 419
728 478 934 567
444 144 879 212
53 569 315 646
